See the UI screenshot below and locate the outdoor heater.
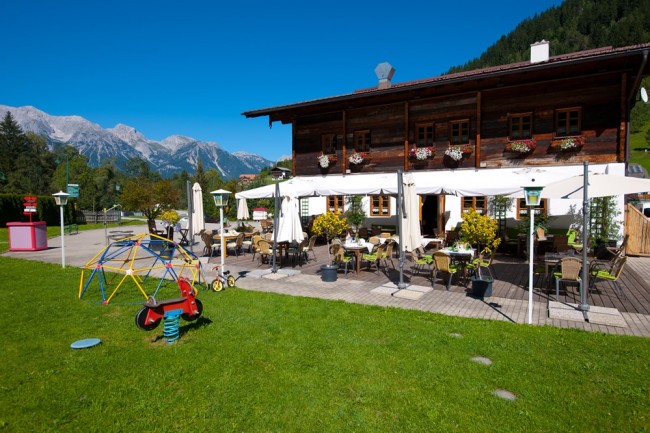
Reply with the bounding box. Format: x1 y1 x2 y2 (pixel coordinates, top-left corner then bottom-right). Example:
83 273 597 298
52 191 70 268
210 189 231 277
523 182 544 325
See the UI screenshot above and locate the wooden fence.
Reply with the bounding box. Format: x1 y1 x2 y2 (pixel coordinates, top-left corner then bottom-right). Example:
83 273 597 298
626 204 650 256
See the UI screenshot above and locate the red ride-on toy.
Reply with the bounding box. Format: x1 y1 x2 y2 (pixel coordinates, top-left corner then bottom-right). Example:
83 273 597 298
135 277 203 331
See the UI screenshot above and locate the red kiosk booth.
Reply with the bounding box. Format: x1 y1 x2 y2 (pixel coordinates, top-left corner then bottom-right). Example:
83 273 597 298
7 195 48 251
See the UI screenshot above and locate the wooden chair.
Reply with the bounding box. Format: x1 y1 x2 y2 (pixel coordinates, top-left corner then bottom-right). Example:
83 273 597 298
606 234 629 258
432 251 459 289
242 231 259 253
551 235 569 253
553 257 582 300
589 255 627 297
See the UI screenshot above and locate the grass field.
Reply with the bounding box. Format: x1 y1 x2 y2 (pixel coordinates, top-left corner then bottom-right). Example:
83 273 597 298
0 256 648 432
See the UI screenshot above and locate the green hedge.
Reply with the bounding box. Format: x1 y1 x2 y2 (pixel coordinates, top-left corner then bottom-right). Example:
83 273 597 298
0 194 77 227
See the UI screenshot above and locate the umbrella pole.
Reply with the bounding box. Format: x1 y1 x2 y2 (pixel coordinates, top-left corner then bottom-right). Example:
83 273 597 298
187 181 193 253
578 161 590 319
272 183 280 273
397 170 407 289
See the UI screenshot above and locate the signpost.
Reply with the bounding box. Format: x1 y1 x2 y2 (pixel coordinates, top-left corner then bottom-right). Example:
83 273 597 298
23 196 38 223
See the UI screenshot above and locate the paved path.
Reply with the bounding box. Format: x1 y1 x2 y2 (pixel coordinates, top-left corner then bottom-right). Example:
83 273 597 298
3 225 649 337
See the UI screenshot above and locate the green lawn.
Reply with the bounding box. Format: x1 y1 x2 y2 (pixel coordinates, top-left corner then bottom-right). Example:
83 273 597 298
0 256 648 432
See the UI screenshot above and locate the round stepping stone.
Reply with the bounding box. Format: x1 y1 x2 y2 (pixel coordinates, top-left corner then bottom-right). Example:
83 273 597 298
493 389 517 401
449 332 463 338
471 356 493 366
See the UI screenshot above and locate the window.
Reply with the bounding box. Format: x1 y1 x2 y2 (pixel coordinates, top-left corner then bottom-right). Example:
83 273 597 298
517 198 548 217
509 113 532 139
322 134 337 155
449 120 469 145
461 196 487 214
353 130 371 152
327 195 344 213
556 108 581 136
370 195 390 217
415 122 434 147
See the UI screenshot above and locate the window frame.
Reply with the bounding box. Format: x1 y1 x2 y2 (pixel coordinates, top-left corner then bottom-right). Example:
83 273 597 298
509 112 533 140
321 134 338 155
461 196 488 215
555 107 582 137
353 130 371 152
517 198 548 218
327 195 345 213
415 122 435 147
449 119 470 145
370 194 390 217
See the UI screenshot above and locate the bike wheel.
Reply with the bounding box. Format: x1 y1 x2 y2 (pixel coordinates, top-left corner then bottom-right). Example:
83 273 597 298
226 275 235 287
211 279 223 292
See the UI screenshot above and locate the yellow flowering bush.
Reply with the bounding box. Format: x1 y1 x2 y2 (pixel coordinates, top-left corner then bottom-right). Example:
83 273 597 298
311 211 349 259
460 209 501 254
160 209 180 225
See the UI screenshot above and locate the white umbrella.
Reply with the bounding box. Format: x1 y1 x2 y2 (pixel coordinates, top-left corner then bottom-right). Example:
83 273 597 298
237 198 250 220
274 196 305 244
540 173 650 199
401 173 422 252
191 182 204 235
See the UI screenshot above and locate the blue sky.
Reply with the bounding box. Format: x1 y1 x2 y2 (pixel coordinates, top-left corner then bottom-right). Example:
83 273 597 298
1 0 562 162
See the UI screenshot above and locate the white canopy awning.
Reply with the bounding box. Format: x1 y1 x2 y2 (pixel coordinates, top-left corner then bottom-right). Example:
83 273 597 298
235 165 619 199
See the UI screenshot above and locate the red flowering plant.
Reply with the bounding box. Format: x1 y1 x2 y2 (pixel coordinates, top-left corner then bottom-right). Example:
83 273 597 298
505 138 536 154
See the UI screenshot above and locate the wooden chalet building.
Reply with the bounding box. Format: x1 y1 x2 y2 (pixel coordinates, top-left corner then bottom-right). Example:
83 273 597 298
243 42 650 236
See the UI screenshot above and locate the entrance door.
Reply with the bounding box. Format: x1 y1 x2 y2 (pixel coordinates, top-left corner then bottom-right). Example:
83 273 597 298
421 195 444 236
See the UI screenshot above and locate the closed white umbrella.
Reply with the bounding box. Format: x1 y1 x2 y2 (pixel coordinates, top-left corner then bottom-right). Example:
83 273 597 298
191 183 204 235
274 196 305 244
237 198 250 220
401 173 422 252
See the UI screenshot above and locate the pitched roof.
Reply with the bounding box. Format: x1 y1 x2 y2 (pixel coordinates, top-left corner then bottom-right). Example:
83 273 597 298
243 43 650 119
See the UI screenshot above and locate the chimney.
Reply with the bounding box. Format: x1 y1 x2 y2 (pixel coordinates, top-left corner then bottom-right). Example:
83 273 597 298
530 40 549 63
375 62 395 89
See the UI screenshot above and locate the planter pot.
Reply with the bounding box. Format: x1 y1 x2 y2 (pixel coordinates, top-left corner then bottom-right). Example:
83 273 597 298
320 264 338 282
471 276 494 298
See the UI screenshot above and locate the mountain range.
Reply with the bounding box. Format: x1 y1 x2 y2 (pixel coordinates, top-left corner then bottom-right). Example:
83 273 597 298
0 105 274 179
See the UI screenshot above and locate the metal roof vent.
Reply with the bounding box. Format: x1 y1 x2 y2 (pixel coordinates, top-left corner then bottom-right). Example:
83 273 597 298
530 40 549 63
375 62 395 89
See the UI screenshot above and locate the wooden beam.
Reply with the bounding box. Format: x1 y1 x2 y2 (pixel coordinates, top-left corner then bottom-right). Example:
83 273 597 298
619 73 627 163
342 110 347 174
404 102 409 171
476 91 481 168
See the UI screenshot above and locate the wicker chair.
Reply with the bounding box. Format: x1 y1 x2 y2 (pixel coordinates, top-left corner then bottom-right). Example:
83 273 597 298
382 239 396 268
256 239 273 265
201 232 221 257
361 244 386 273
432 251 459 289
553 257 582 300
331 244 355 276
589 255 627 297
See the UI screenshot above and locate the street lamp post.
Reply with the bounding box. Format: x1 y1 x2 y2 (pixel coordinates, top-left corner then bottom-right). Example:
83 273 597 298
523 182 544 325
210 189 231 278
53 191 70 268
115 184 121 224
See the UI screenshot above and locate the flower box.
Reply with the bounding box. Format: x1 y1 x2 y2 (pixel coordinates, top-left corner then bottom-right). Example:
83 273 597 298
504 139 536 155
408 146 434 161
551 135 585 152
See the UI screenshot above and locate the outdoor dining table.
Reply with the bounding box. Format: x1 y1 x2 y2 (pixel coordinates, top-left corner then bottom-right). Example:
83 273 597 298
343 243 371 275
213 233 239 257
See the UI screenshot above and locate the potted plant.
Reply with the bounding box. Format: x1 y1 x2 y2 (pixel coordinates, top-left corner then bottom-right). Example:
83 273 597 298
348 152 370 165
317 153 336 169
459 209 501 297
311 211 349 282
160 209 180 240
443 146 463 168
344 196 366 238
553 135 585 152
408 146 434 161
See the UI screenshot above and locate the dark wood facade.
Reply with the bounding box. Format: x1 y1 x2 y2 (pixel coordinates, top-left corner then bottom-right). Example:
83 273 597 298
244 44 650 177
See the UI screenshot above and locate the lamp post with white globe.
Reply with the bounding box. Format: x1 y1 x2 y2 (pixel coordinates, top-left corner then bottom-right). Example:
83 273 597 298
52 191 70 268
